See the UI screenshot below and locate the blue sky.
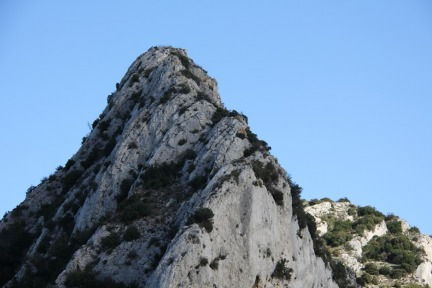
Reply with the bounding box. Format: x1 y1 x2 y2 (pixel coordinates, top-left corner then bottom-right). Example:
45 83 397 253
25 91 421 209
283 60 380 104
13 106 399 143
1 1 431 233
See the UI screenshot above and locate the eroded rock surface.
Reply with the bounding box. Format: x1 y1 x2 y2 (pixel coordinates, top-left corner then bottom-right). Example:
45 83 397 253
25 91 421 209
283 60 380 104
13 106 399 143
0 47 337 288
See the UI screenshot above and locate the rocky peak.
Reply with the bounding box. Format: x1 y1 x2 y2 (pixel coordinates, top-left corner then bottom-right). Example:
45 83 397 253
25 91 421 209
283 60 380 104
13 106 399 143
1 47 338 288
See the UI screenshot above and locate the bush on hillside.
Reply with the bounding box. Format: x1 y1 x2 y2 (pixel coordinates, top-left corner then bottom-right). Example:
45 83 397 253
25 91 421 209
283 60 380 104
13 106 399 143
188 208 214 233
363 234 423 274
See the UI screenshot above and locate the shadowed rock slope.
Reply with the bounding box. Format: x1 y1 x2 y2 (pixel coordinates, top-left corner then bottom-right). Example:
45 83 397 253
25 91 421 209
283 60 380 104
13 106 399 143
0 47 339 288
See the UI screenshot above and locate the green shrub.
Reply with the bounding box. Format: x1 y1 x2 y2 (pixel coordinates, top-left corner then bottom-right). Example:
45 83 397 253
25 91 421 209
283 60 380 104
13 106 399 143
330 261 357 288
101 232 121 252
160 84 191 104
352 214 384 235
98 119 110 132
189 175 208 192
199 257 208 266
81 146 103 169
127 142 138 149
252 161 278 186
323 219 353 247
243 128 270 157
363 234 423 274
209 258 219 270
269 188 284 206
403 284 430 288
390 268 406 279
140 162 182 189
65 159 75 170
211 107 229 124
252 161 284 206
379 265 391 276
129 74 139 86
117 178 134 203
65 268 137 288
0 221 34 286
118 195 153 223
364 263 379 275
123 226 140 241
409 226 420 234
171 51 191 69
188 208 214 233
180 69 201 84
347 207 357 216
356 273 373 285
387 220 403 234
272 259 293 280
324 230 352 247
357 206 384 218
62 170 83 192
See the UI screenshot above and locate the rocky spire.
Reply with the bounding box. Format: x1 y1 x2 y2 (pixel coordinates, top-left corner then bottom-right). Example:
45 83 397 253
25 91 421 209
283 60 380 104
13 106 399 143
0 47 339 288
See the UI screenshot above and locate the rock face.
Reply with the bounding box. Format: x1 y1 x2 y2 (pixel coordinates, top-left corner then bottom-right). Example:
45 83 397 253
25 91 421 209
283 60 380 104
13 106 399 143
0 47 338 288
305 198 432 288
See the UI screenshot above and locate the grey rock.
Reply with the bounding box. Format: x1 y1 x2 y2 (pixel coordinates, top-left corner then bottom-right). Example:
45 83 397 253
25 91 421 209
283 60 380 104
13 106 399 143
0 46 337 288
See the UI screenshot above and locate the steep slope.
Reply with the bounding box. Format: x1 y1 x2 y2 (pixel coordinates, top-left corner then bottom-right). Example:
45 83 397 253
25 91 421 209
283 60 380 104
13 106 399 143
0 47 338 288
305 198 432 288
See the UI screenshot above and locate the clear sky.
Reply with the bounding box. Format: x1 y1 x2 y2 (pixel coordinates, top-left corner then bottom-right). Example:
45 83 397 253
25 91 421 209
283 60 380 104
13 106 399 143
1 1 431 233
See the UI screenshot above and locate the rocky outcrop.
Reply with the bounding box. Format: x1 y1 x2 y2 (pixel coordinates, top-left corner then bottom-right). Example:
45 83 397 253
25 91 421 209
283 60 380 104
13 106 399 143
0 47 338 288
305 198 432 288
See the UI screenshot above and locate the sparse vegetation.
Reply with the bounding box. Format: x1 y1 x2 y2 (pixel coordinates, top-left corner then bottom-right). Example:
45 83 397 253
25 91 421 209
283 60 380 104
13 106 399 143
210 258 219 270
272 259 293 280
123 225 141 241
0 221 34 286
199 257 208 266
409 226 420 234
330 261 357 288
251 160 284 206
128 142 138 149
180 69 201 84
189 175 207 192
118 194 154 223
356 273 377 285
188 208 214 233
101 231 121 252
117 178 134 203
129 74 139 86
172 51 191 69
62 169 83 192
140 162 182 189
65 268 137 288
160 84 191 104
243 128 270 157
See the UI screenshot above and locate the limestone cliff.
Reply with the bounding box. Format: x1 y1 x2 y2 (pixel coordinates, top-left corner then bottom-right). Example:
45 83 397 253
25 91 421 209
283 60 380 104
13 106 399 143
0 47 338 288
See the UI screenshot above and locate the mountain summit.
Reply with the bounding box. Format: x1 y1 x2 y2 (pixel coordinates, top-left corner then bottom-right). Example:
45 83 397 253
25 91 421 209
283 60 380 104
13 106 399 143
2 47 340 288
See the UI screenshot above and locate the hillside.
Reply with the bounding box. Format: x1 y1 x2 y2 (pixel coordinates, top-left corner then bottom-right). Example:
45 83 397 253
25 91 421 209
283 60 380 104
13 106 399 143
305 198 432 288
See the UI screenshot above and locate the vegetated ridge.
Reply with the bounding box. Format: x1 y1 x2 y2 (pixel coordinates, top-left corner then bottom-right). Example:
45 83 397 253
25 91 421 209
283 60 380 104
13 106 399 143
305 198 432 288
